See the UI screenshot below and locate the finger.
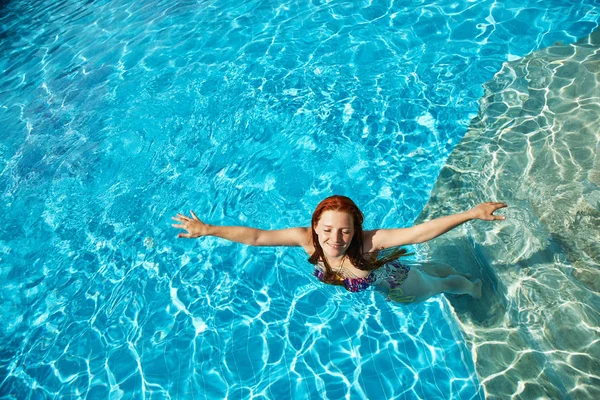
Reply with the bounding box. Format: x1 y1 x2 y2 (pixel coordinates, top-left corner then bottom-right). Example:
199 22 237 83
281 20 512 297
178 233 191 238
190 210 199 220
494 215 506 220
172 214 188 221
488 204 506 212
172 223 185 229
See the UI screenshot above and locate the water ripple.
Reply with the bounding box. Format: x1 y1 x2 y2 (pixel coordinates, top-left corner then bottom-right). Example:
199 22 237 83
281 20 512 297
1 0 598 398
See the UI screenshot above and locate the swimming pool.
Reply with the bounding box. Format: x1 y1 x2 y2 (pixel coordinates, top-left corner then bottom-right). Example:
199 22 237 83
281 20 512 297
0 0 598 398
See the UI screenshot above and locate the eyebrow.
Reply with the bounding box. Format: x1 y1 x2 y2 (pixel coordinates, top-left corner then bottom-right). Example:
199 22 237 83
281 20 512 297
322 225 352 229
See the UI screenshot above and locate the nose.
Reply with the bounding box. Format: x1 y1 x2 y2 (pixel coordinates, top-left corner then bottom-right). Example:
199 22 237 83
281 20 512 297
336 231 344 242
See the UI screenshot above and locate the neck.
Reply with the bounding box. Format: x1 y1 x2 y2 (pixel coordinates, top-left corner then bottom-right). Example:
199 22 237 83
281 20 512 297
325 253 346 266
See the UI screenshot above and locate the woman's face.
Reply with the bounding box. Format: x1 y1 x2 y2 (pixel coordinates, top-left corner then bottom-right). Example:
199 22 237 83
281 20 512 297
314 210 355 259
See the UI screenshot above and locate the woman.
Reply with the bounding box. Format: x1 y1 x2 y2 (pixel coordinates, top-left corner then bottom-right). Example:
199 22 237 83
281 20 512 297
171 195 507 303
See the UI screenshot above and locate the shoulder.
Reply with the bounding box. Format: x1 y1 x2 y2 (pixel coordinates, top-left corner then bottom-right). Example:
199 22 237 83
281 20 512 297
285 227 312 247
301 228 315 255
362 229 385 253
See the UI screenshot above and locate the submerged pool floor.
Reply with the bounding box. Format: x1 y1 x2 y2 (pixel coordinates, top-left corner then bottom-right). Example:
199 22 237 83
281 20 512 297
418 29 600 399
0 0 598 398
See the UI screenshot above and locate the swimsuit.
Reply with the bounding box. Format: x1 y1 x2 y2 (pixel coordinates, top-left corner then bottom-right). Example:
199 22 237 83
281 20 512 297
385 260 410 289
383 261 415 303
313 268 376 292
313 260 411 294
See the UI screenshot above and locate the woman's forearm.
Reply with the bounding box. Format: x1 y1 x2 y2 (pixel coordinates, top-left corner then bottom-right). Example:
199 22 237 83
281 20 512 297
205 225 265 246
173 211 309 246
411 209 476 243
369 202 506 249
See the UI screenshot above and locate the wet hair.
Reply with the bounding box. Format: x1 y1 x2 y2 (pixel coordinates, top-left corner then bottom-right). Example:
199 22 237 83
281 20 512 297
308 195 407 288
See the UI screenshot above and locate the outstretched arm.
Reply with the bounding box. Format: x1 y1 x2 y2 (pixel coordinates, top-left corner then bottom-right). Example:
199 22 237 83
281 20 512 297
363 202 507 251
171 210 310 247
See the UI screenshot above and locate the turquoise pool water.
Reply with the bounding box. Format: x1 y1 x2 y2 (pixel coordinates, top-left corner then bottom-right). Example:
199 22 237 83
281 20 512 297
1 0 598 398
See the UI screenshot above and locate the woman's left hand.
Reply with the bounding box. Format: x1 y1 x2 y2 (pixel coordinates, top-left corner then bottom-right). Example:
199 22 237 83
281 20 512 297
470 202 508 221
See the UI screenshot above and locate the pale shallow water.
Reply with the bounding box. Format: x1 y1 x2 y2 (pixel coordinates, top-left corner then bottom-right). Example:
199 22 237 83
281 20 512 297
416 30 600 399
0 0 598 398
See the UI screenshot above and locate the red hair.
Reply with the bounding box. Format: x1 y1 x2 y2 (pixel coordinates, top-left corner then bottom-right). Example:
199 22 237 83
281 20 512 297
308 195 407 288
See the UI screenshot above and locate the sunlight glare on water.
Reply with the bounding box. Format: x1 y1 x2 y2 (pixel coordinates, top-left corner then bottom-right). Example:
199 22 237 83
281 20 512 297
0 0 598 397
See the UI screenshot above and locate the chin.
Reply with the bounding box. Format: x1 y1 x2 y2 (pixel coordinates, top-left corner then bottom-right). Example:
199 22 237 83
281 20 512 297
325 246 346 256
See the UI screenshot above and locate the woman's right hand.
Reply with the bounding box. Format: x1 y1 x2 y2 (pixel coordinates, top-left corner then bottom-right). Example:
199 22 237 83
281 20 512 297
171 210 208 238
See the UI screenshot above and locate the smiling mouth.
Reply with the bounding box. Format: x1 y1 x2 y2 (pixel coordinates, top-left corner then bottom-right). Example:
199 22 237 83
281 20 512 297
328 243 345 248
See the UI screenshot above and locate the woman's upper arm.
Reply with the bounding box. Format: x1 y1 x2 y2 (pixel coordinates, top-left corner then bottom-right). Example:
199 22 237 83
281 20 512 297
255 227 311 247
363 227 418 251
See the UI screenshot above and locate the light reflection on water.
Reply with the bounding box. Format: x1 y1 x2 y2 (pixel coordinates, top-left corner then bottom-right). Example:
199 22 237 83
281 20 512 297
0 0 598 398
418 29 600 399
